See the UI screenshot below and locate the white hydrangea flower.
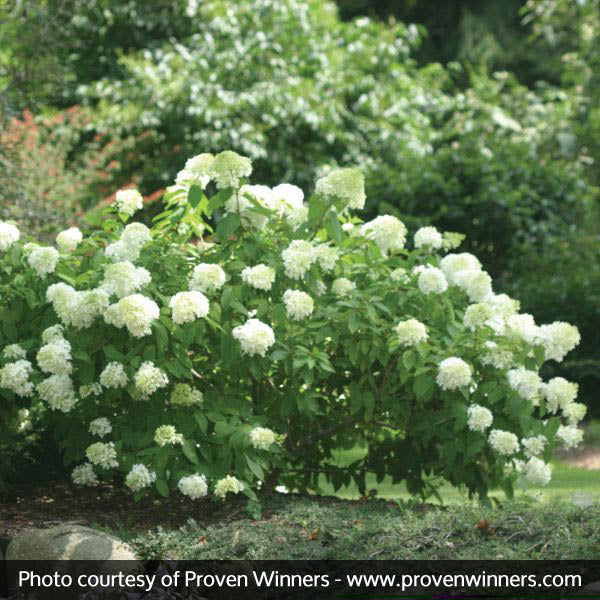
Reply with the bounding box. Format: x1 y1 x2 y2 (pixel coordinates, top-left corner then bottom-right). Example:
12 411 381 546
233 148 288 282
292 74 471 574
454 269 492 302
121 222 152 247
285 204 309 229
154 425 183 446
169 290 210 324
86 441 118 469
125 464 157 492
0 359 34 397
105 240 141 263
27 246 59 277
281 240 316 279
104 294 159 338
89 417 112 438
542 377 578 413
80 383 102 399
134 361 169 397
395 319 428 347
390 268 408 283
536 322 580 362
105 223 151 263
271 183 304 215
439 253 482 285
41 324 65 343
522 435 547 457
241 264 275 291
0 221 20 250
101 261 151 298
177 153 215 189
36 338 72 375
189 263 226 294
488 429 519 455
115 189 144 217
523 457 552 486
436 357 472 390
72 463 98 487
36 374 77 412
283 289 314 321
315 167 365 210
507 368 542 402
480 342 514 370
360 215 407 254
178 474 208 499
56 227 83 253
249 427 277 450
467 404 493 432
46 284 110 329
414 226 443 250
3 344 27 360
463 303 495 331
562 402 587 424
485 293 520 318
232 318 275 357
331 277 355 297
418 267 448 294
170 383 203 406
225 184 273 229
99 362 129 389
506 314 539 345
214 475 245 498
556 425 584 449
314 244 338 272
212 150 252 189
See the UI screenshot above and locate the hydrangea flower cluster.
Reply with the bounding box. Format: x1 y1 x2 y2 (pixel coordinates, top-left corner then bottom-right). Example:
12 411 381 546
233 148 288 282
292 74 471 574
282 290 314 321
134 362 169 397
214 475 245 498
125 464 156 492
395 319 428 347
241 264 276 291
232 319 275 357
56 227 83 253
0 221 20 250
115 189 144 217
189 263 226 294
169 291 210 324
249 427 278 450
105 294 160 337
170 383 203 406
178 474 208 499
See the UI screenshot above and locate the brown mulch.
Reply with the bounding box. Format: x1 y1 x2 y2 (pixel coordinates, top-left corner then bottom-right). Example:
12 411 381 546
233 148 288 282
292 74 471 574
0 481 247 540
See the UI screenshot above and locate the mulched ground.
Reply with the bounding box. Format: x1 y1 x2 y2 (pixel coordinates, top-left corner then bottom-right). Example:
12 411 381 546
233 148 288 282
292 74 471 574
0 481 249 539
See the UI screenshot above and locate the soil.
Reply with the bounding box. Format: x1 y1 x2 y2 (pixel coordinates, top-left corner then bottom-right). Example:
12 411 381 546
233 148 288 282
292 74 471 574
0 481 247 540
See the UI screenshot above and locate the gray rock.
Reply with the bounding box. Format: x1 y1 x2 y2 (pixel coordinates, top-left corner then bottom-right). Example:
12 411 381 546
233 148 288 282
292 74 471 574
6 524 137 560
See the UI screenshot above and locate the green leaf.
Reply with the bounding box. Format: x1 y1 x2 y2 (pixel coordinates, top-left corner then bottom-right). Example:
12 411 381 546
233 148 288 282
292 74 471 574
245 455 264 480
153 321 169 355
216 213 241 241
155 479 170 497
182 439 200 465
403 350 416 370
324 212 343 245
308 194 329 223
188 184 203 209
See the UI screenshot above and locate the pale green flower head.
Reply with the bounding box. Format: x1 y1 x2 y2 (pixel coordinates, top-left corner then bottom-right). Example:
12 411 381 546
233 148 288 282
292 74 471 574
212 150 252 189
315 167 365 210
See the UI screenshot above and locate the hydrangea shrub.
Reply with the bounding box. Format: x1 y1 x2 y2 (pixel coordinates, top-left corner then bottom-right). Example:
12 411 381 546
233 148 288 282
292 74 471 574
0 151 584 504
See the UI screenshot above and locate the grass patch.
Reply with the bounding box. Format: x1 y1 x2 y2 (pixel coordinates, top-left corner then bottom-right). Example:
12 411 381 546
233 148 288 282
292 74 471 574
126 494 600 560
